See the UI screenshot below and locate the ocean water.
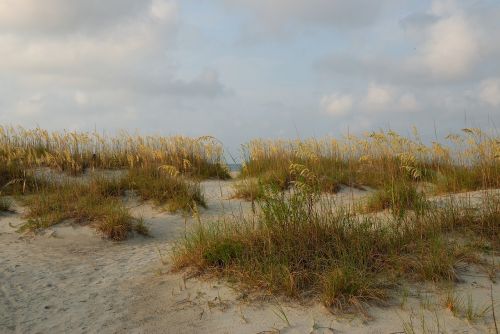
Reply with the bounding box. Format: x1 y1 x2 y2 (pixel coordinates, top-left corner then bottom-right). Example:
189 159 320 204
227 163 242 172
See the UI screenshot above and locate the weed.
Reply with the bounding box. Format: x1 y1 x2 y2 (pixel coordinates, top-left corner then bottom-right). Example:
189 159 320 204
0 196 12 212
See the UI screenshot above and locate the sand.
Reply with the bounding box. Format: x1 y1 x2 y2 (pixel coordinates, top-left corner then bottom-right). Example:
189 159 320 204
0 180 498 333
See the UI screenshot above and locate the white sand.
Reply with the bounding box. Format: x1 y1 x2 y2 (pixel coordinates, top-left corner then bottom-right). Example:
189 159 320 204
0 180 498 333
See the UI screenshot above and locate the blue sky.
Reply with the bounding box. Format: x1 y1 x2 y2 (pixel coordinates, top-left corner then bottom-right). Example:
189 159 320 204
0 0 499 154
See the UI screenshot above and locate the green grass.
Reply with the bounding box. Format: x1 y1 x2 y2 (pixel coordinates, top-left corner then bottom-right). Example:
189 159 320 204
123 167 206 212
19 179 144 240
15 165 208 239
364 181 428 215
174 179 498 310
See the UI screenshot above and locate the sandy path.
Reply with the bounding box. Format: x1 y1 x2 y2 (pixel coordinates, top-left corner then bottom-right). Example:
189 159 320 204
0 181 498 333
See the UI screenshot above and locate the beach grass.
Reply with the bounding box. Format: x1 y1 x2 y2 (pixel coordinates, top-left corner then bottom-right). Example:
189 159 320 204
0 126 227 240
175 129 500 310
235 128 499 200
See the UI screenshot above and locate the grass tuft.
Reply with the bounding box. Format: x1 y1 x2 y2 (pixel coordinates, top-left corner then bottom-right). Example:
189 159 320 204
18 178 144 240
365 181 427 214
124 167 205 212
0 196 12 212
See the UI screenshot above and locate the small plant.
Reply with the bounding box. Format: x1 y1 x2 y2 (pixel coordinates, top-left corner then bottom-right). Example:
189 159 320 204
321 267 386 310
203 240 244 268
465 294 491 323
442 290 492 322
0 196 12 212
95 208 134 241
365 181 427 215
232 179 264 201
133 218 150 237
443 290 463 317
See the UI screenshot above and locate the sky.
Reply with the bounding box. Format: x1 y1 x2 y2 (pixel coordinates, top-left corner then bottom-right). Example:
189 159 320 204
0 0 499 154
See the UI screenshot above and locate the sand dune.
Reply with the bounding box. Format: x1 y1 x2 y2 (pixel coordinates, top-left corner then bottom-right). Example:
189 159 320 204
0 180 498 333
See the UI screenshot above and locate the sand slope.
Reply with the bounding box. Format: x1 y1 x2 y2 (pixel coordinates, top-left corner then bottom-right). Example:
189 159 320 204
0 180 498 333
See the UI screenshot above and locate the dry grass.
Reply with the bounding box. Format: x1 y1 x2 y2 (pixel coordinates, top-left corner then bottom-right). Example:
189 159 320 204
175 188 498 311
175 136 500 311
18 178 143 240
123 166 205 212
0 126 225 240
0 126 229 179
235 128 499 200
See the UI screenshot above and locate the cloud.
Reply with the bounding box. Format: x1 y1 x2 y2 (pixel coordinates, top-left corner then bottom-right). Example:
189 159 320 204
321 94 353 116
478 78 500 107
220 0 392 33
316 0 500 92
417 15 478 79
0 0 155 34
363 83 394 109
322 84 420 117
74 91 88 106
13 93 45 116
150 0 179 22
398 94 418 111
0 0 235 144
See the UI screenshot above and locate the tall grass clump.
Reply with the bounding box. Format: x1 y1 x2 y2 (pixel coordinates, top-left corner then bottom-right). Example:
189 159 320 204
16 164 205 238
20 178 146 240
364 181 428 215
0 126 229 179
175 165 497 310
435 193 500 249
235 128 499 200
123 166 205 212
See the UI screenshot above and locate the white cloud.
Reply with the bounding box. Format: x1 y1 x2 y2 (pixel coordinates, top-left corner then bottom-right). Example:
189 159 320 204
0 0 148 34
398 94 418 111
321 94 353 116
0 28 155 74
0 0 230 132
150 0 178 22
364 83 394 109
14 93 45 116
419 15 478 79
74 91 88 106
479 78 500 107
430 0 461 16
322 84 422 116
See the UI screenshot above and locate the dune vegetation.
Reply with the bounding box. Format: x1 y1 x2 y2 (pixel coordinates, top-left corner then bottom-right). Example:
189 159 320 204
0 126 229 178
0 126 228 239
233 128 499 201
1 125 499 311
175 128 500 311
